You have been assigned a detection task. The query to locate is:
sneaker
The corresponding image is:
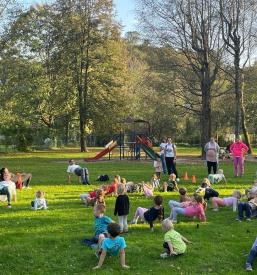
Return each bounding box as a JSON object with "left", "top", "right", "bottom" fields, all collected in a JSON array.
[
  {"left": 246, "top": 263, "right": 253, "bottom": 271},
  {"left": 150, "top": 227, "right": 154, "bottom": 232},
  {"left": 246, "top": 218, "right": 251, "bottom": 222},
  {"left": 7, "top": 205, "right": 12, "bottom": 209},
  {"left": 160, "top": 252, "right": 169, "bottom": 258},
  {"left": 129, "top": 220, "right": 136, "bottom": 224},
  {"left": 171, "top": 220, "right": 177, "bottom": 223},
  {"left": 212, "top": 208, "right": 218, "bottom": 212},
  {"left": 236, "top": 218, "right": 242, "bottom": 222}
]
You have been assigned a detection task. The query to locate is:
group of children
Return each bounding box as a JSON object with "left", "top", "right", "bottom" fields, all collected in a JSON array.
[{"left": 80, "top": 170, "right": 257, "bottom": 271}]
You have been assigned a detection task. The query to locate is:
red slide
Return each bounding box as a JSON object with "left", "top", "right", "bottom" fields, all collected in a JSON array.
[{"left": 85, "top": 140, "right": 117, "bottom": 162}]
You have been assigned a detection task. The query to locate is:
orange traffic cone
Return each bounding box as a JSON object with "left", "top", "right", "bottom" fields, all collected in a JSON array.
[
  {"left": 183, "top": 171, "right": 189, "bottom": 181},
  {"left": 192, "top": 175, "right": 196, "bottom": 184}
]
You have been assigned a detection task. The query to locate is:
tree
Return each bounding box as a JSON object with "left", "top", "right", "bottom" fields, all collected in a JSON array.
[
  {"left": 137, "top": 0, "right": 225, "bottom": 153},
  {"left": 219, "top": 0, "right": 257, "bottom": 153}
]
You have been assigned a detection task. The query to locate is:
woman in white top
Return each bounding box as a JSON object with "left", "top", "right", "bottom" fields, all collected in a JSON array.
[
  {"left": 159, "top": 138, "right": 167, "bottom": 174},
  {"left": 164, "top": 138, "right": 178, "bottom": 177},
  {"left": 204, "top": 137, "right": 220, "bottom": 175}
]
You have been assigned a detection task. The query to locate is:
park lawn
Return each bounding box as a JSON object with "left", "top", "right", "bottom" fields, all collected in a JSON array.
[{"left": 0, "top": 151, "right": 257, "bottom": 275}]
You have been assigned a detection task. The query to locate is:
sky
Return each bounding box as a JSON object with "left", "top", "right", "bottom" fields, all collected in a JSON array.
[{"left": 21, "top": 0, "right": 137, "bottom": 34}]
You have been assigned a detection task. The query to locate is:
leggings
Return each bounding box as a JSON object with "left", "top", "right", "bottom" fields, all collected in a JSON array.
[
  {"left": 0, "top": 187, "right": 11, "bottom": 204},
  {"left": 118, "top": 215, "right": 128, "bottom": 232},
  {"left": 172, "top": 207, "right": 186, "bottom": 220},
  {"left": 168, "top": 200, "right": 184, "bottom": 219},
  {"left": 165, "top": 157, "right": 178, "bottom": 177},
  {"left": 207, "top": 161, "right": 217, "bottom": 174},
  {"left": 233, "top": 157, "right": 244, "bottom": 176}
]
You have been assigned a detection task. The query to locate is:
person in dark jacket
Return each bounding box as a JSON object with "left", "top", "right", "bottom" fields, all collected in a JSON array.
[
  {"left": 114, "top": 184, "right": 130, "bottom": 233},
  {"left": 130, "top": 195, "right": 164, "bottom": 231}
]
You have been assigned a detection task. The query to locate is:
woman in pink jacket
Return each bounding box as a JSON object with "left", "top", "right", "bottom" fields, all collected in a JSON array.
[{"left": 230, "top": 138, "right": 249, "bottom": 177}]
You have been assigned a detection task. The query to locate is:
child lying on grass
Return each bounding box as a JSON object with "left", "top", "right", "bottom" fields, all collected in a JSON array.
[
  {"left": 93, "top": 223, "right": 129, "bottom": 269},
  {"left": 160, "top": 219, "right": 192, "bottom": 258}
]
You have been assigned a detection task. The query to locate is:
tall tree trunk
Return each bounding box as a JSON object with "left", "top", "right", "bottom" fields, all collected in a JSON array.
[
  {"left": 241, "top": 74, "right": 252, "bottom": 153},
  {"left": 201, "top": 78, "right": 212, "bottom": 157},
  {"left": 78, "top": 84, "right": 86, "bottom": 152},
  {"left": 234, "top": 50, "right": 241, "bottom": 139}
]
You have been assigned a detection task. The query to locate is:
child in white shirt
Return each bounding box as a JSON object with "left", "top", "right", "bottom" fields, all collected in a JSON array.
[{"left": 31, "top": 190, "right": 48, "bottom": 210}]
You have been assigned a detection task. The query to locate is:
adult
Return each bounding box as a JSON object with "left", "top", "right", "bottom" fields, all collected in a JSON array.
[
  {"left": 67, "top": 159, "right": 90, "bottom": 185},
  {"left": 0, "top": 168, "right": 17, "bottom": 208},
  {"left": 204, "top": 137, "right": 220, "bottom": 175},
  {"left": 164, "top": 138, "right": 178, "bottom": 178},
  {"left": 159, "top": 138, "right": 167, "bottom": 174},
  {"left": 0, "top": 167, "right": 32, "bottom": 189},
  {"left": 230, "top": 138, "right": 249, "bottom": 177}
]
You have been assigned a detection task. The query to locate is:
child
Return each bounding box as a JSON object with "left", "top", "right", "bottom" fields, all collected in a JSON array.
[
  {"left": 131, "top": 195, "right": 164, "bottom": 231},
  {"left": 163, "top": 173, "right": 179, "bottom": 192},
  {"left": 160, "top": 219, "right": 192, "bottom": 258},
  {"left": 212, "top": 190, "right": 241, "bottom": 211},
  {"left": 196, "top": 179, "right": 219, "bottom": 201},
  {"left": 93, "top": 204, "right": 113, "bottom": 253},
  {"left": 80, "top": 186, "right": 107, "bottom": 206},
  {"left": 171, "top": 194, "right": 206, "bottom": 223},
  {"left": 153, "top": 157, "right": 163, "bottom": 178},
  {"left": 143, "top": 182, "right": 154, "bottom": 198},
  {"left": 31, "top": 190, "right": 48, "bottom": 210},
  {"left": 93, "top": 223, "right": 129, "bottom": 269},
  {"left": 208, "top": 169, "right": 227, "bottom": 184},
  {"left": 245, "top": 236, "right": 257, "bottom": 271},
  {"left": 67, "top": 159, "right": 89, "bottom": 185},
  {"left": 105, "top": 175, "right": 120, "bottom": 196},
  {"left": 151, "top": 174, "right": 160, "bottom": 189},
  {"left": 236, "top": 196, "right": 257, "bottom": 222},
  {"left": 179, "top": 187, "right": 191, "bottom": 202},
  {"left": 114, "top": 184, "right": 130, "bottom": 233}
]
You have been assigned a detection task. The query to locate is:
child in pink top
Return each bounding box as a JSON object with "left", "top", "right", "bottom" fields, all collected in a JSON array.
[
  {"left": 171, "top": 194, "right": 206, "bottom": 222},
  {"left": 230, "top": 139, "right": 249, "bottom": 177},
  {"left": 212, "top": 190, "right": 242, "bottom": 211}
]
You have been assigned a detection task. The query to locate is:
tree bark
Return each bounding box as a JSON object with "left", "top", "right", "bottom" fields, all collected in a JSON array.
[
  {"left": 234, "top": 50, "right": 241, "bottom": 139},
  {"left": 78, "top": 84, "right": 86, "bottom": 152}
]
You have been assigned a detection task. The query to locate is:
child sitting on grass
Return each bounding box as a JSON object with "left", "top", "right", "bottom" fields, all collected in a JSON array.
[
  {"left": 31, "top": 190, "right": 48, "bottom": 210},
  {"left": 245, "top": 236, "right": 257, "bottom": 271},
  {"left": 163, "top": 173, "right": 179, "bottom": 192},
  {"left": 143, "top": 182, "right": 154, "bottom": 198},
  {"left": 114, "top": 184, "right": 130, "bottom": 233},
  {"left": 212, "top": 190, "right": 242, "bottom": 212},
  {"left": 160, "top": 219, "right": 192, "bottom": 258},
  {"left": 151, "top": 174, "right": 160, "bottom": 189},
  {"left": 196, "top": 178, "right": 219, "bottom": 201},
  {"left": 236, "top": 195, "right": 257, "bottom": 222},
  {"left": 171, "top": 194, "right": 206, "bottom": 223},
  {"left": 93, "top": 204, "right": 114, "bottom": 253},
  {"left": 93, "top": 223, "right": 129, "bottom": 269},
  {"left": 130, "top": 195, "right": 164, "bottom": 231}
]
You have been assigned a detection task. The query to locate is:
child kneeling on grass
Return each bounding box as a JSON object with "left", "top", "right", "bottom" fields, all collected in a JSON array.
[
  {"left": 161, "top": 219, "right": 192, "bottom": 258},
  {"left": 245, "top": 236, "right": 257, "bottom": 271},
  {"left": 93, "top": 223, "right": 129, "bottom": 269}
]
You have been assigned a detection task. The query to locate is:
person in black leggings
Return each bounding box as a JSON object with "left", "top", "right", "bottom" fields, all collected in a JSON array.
[{"left": 164, "top": 138, "right": 178, "bottom": 178}]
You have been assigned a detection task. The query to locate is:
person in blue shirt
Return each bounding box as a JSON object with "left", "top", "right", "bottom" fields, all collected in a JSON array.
[
  {"left": 93, "top": 223, "right": 129, "bottom": 269},
  {"left": 93, "top": 204, "right": 113, "bottom": 251}
]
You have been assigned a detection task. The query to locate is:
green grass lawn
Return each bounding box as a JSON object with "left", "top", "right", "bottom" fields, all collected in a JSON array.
[{"left": 1, "top": 150, "right": 257, "bottom": 274}]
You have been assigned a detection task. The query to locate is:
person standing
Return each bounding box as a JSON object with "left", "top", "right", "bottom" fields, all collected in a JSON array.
[
  {"left": 164, "top": 138, "right": 178, "bottom": 178},
  {"left": 230, "top": 138, "right": 249, "bottom": 177},
  {"left": 204, "top": 137, "right": 220, "bottom": 175},
  {"left": 159, "top": 138, "right": 167, "bottom": 174}
]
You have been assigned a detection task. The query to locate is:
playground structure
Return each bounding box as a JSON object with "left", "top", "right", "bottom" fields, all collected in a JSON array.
[{"left": 85, "top": 118, "right": 159, "bottom": 162}]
